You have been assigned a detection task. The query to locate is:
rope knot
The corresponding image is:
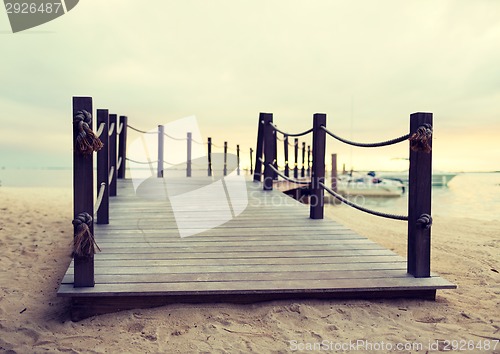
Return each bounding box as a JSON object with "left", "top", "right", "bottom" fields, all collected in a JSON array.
[
  {"left": 409, "top": 123, "right": 433, "bottom": 153},
  {"left": 416, "top": 213, "right": 433, "bottom": 229},
  {"left": 74, "top": 110, "right": 104, "bottom": 155},
  {"left": 72, "top": 212, "right": 101, "bottom": 258}
]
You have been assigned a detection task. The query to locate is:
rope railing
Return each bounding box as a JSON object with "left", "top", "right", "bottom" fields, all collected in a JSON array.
[
  {"left": 117, "top": 122, "right": 123, "bottom": 135},
  {"left": 320, "top": 125, "right": 410, "bottom": 148},
  {"left": 164, "top": 132, "right": 187, "bottom": 141},
  {"left": 108, "top": 122, "right": 115, "bottom": 136},
  {"left": 96, "top": 122, "right": 105, "bottom": 138},
  {"left": 127, "top": 124, "right": 155, "bottom": 134},
  {"left": 264, "top": 160, "right": 311, "bottom": 185},
  {"left": 94, "top": 182, "right": 106, "bottom": 214},
  {"left": 126, "top": 157, "right": 158, "bottom": 164},
  {"left": 319, "top": 182, "right": 409, "bottom": 221},
  {"left": 269, "top": 122, "right": 313, "bottom": 137},
  {"left": 117, "top": 157, "right": 123, "bottom": 171},
  {"left": 108, "top": 166, "right": 115, "bottom": 185}
]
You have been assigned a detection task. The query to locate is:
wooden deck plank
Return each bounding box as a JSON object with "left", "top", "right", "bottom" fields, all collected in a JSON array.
[
  {"left": 57, "top": 177, "right": 456, "bottom": 318},
  {"left": 62, "top": 270, "right": 442, "bottom": 285},
  {"left": 59, "top": 276, "right": 456, "bottom": 297}
]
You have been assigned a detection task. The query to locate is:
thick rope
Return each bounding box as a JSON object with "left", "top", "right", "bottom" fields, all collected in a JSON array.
[
  {"left": 269, "top": 122, "right": 313, "bottom": 137},
  {"left": 127, "top": 157, "right": 176, "bottom": 166},
  {"left": 94, "top": 183, "right": 106, "bottom": 213},
  {"left": 95, "top": 122, "right": 105, "bottom": 138},
  {"left": 117, "top": 122, "right": 123, "bottom": 135},
  {"left": 416, "top": 213, "right": 433, "bottom": 229},
  {"left": 164, "top": 132, "right": 187, "bottom": 141},
  {"left": 320, "top": 182, "right": 409, "bottom": 221},
  {"left": 74, "top": 110, "right": 104, "bottom": 155},
  {"left": 108, "top": 122, "right": 115, "bottom": 136},
  {"left": 127, "top": 124, "right": 156, "bottom": 134},
  {"left": 321, "top": 125, "right": 410, "bottom": 148},
  {"left": 267, "top": 163, "right": 311, "bottom": 185},
  {"left": 125, "top": 157, "right": 158, "bottom": 164},
  {"left": 108, "top": 166, "right": 115, "bottom": 185},
  {"left": 72, "top": 212, "right": 100, "bottom": 258},
  {"left": 117, "top": 156, "right": 123, "bottom": 170},
  {"left": 409, "top": 123, "right": 433, "bottom": 153}
]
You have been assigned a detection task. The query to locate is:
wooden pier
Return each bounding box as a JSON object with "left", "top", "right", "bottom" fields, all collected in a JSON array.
[
  {"left": 61, "top": 97, "right": 455, "bottom": 321},
  {"left": 58, "top": 178, "right": 454, "bottom": 321}
]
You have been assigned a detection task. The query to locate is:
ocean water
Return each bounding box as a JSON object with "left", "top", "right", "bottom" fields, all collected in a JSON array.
[
  {"left": 337, "top": 172, "right": 500, "bottom": 222},
  {"left": 1, "top": 169, "right": 498, "bottom": 221}
]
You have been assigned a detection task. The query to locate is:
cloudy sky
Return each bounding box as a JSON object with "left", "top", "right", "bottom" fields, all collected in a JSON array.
[{"left": 1, "top": 0, "right": 499, "bottom": 172}]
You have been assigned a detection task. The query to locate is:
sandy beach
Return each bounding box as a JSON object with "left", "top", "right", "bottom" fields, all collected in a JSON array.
[{"left": 0, "top": 186, "right": 498, "bottom": 353}]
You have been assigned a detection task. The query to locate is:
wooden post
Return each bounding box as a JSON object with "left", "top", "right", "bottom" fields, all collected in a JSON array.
[
  {"left": 117, "top": 116, "right": 127, "bottom": 179},
  {"left": 207, "top": 137, "right": 212, "bottom": 176},
  {"left": 262, "top": 113, "right": 274, "bottom": 190},
  {"left": 301, "top": 142, "right": 306, "bottom": 178},
  {"left": 237, "top": 144, "right": 240, "bottom": 176},
  {"left": 250, "top": 148, "right": 254, "bottom": 174},
  {"left": 408, "top": 112, "right": 433, "bottom": 278},
  {"left": 157, "top": 125, "right": 164, "bottom": 178},
  {"left": 223, "top": 141, "right": 228, "bottom": 176},
  {"left": 109, "top": 114, "right": 117, "bottom": 197},
  {"left": 72, "top": 96, "right": 94, "bottom": 287},
  {"left": 284, "top": 135, "right": 289, "bottom": 177},
  {"left": 187, "top": 132, "right": 192, "bottom": 177},
  {"left": 273, "top": 129, "right": 278, "bottom": 180},
  {"left": 331, "top": 153, "right": 338, "bottom": 193},
  {"left": 96, "top": 109, "right": 109, "bottom": 225},
  {"left": 294, "top": 138, "right": 299, "bottom": 179},
  {"left": 310, "top": 113, "right": 326, "bottom": 219},
  {"left": 253, "top": 113, "right": 266, "bottom": 182},
  {"left": 307, "top": 145, "right": 311, "bottom": 177}
]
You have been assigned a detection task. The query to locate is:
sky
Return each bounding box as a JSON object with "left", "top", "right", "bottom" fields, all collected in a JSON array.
[{"left": 1, "top": 0, "right": 499, "bottom": 172}]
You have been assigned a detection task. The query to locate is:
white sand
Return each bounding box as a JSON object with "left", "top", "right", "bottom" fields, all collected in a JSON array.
[{"left": 0, "top": 187, "right": 498, "bottom": 353}]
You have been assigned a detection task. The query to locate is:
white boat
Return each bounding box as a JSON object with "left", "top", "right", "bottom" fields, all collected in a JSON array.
[
  {"left": 335, "top": 171, "right": 405, "bottom": 197},
  {"left": 381, "top": 171, "right": 457, "bottom": 187}
]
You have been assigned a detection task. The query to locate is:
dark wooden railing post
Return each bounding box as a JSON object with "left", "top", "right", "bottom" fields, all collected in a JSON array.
[
  {"left": 262, "top": 113, "right": 274, "bottom": 190},
  {"left": 250, "top": 148, "right": 254, "bottom": 175},
  {"left": 253, "top": 113, "right": 266, "bottom": 182},
  {"left": 109, "top": 114, "right": 117, "bottom": 197},
  {"left": 294, "top": 138, "right": 299, "bottom": 179},
  {"left": 307, "top": 145, "right": 311, "bottom": 177},
  {"left": 273, "top": 129, "right": 278, "bottom": 180},
  {"left": 301, "top": 142, "right": 306, "bottom": 178},
  {"left": 157, "top": 125, "right": 164, "bottom": 177},
  {"left": 117, "top": 115, "right": 127, "bottom": 179},
  {"left": 408, "top": 112, "right": 433, "bottom": 278},
  {"left": 331, "top": 153, "right": 338, "bottom": 193},
  {"left": 284, "top": 135, "right": 289, "bottom": 177},
  {"left": 187, "top": 132, "right": 192, "bottom": 177},
  {"left": 207, "top": 137, "right": 212, "bottom": 176},
  {"left": 310, "top": 113, "right": 326, "bottom": 219},
  {"left": 96, "top": 109, "right": 109, "bottom": 225},
  {"left": 237, "top": 144, "right": 240, "bottom": 176},
  {"left": 223, "top": 141, "right": 228, "bottom": 176},
  {"left": 72, "top": 96, "right": 95, "bottom": 287}
]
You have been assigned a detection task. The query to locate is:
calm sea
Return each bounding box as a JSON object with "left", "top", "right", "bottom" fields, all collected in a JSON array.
[{"left": 1, "top": 169, "right": 498, "bottom": 221}]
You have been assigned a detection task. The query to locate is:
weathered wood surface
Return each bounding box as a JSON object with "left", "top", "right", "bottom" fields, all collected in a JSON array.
[{"left": 58, "top": 178, "right": 454, "bottom": 305}]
